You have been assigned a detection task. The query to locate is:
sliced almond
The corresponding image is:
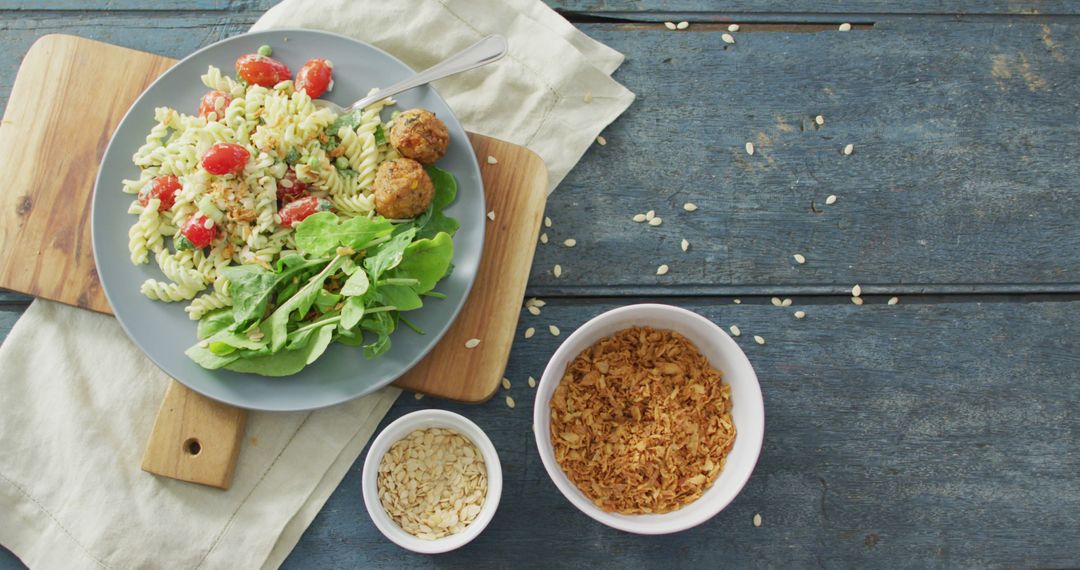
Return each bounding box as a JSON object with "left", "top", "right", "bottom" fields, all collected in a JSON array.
[
  {"left": 729, "top": 325, "right": 741, "bottom": 337},
  {"left": 888, "top": 296, "right": 900, "bottom": 305},
  {"left": 553, "top": 264, "right": 563, "bottom": 278},
  {"left": 465, "top": 338, "right": 481, "bottom": 349},
  {"left": 839, "top": 22, "right": 852, "bottom": 31},
  {"left": 524, "top": 327, "right": 535, "bottom": 339},
  {"left": 563, "top": 238, "right": 577, "bottom": 247},
  {"left": 722, "top": 33, "right": 735, "bottom": 44},
  {"left": 487, "top": 155, "right": 498, "bottom": 164},
  {"left": 486, "top": 210, "right": 495, "bottom": 221},
  {"left": 549, "top": 325, "right": 561, "bottom": 336},
  {"left": 793, "top": 254, "right": 806, "bottom": 264},
  {"left": 745, "top": 141, "right": 755, "bottom": 155},
  {"left": 683, "top": 202, "right": 698, "bottom": 212},
  {"left": 753, "top": 335, "right": 765, "bottom": 345},
  {"left": 664, "top": 21, "right": 677, "bottom": 30},
  {"left": 794, "top": 310, "right": 806, "bottom": 319},
  {"left": 681, "top": 239, "right": 690, "bottom": 252},
  {"left": 656, "top": 264, "right": 670, "bottom": 276}
]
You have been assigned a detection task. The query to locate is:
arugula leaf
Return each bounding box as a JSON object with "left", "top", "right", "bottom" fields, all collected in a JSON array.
[
  {"left": 222, "top": 258, "right": 326, "bottom": 328},
  {"left": 363, "top": 227, "right": 416, "bottom": 280},
  {"left": 197, "top": 309, "right": 234, "bottom": 340},
  {"left": 294, "top": 212, "right": 394, "bottom": 257},
  {"left": 425, "top": 165, "right": 457, "bottom": 212},
  {"left": 314, "top": 289, "right": 342, "bottom": 313},
  {"left": 264, "top": 255, "right": 348, "bottom": 351},
  {"left": 374, "top": 124, "right": 387, "bottom": 146},
  {"left": 388, "top": 232, "right": 454, "bottom": 293},
  {"left": 224, "top": 323, "right": 336, "bottom": 376},
  {"left": 184, "top": 326, "right": 267, "bottom": 369},
  {"left": 340, "top": 296, "right": 366, "bottom": 329},
  {"left": 341, "top": 268, "right": 370, "bottom": 297},
  {"left": 361, "top": 312, "right": 396, "bottom": 359},
  {"left": 416, "top": 212, "right": 460, "bottom": 241},
  {"left": 380, "top": 284, "right": 423, "bottom": 311}
]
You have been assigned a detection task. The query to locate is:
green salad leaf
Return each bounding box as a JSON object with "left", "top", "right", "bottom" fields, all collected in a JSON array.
[
  {"left": 295, "top": 212, "right": 394, "bottom": 257},
  {"left": 388, "top": 232, "right": 454, "bottom": 294}
]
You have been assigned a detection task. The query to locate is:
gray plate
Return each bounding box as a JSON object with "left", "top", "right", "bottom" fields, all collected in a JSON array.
[{"left": 92, "top": 30, "right": 484, "bottom": 412}]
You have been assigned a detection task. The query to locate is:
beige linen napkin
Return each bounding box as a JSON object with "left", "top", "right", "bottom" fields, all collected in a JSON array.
[{"left": 0, "top": 1, "right": 632, "bottom": 568}]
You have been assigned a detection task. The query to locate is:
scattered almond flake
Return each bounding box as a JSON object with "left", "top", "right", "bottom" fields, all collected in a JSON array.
[
  {"left": 656, "top": 264, "right": 670, "bottom": 276},
  {"left": 529, "top": 299, "right": 547, "bottom": 308},
  {"left": 826, "top": 194, "right": 838, "bottom": 205},
  {"left": 465, "top": 338, "right": 481, "bottom": 349},
  {"left": 524, "top": 327, "right": 535, "bottom": 339},
  {"left": 487, "top": 155, "right": 498, "bottom": 164},
  {"left": 540, "top": 233, "right": 549, "bottom": 244},
  {"left": 596, "top": 135, "right": 607, "bottom": 146},
  {"left": 583, "top": 92, "right": 593, "bottom": 103},
  {"left": 549, "top": 325, "right": 561, "bottom": 336},
  {"left": 839, "top": 22, "right": 852, "bottom": 31},
  {"left": 782, "top": 298, "right": 793, "bottom": 307},
  {"left": 414, "top": 392, "right": 424, "bottom": 400},
  {"left": 645, "top": 210, "right": 656, "bottom": 221},
  {"left": 843, "top": 143, "right": 854, "bottom": 155},
  {"left": 648, "top": 217, "right": 663, "bottom": 227},
  {"left": 664, "top": 21, "right": 677, "bottom": 30},
  {"left": 681, "top": 239, "right": 690, "bottom": 252},
  {"left": 722, "top": 33, "right": 735, "bottom": 44},
  {"left": 728, "top": 23, "right": 740, "bottom": 32},
  {"left": 771, "top": 297, "right": 782, "bottom": 307},
  {"left": 677, "top": 21, "right": 689, "bottom": 30},
  {"left": 733, "top": 299, "right": 742, "bottom": 304},
  {"left": 794, "top": 310, "right": 806, "bottom": 319},
  {"left": 888, "top": 296, "right": 900, "bottom": 305},
  {"left": 501, "top": 378, "right": 511, "bottom": 390},
  {"left": 563, "top": 238, "right": 577, "bottom": 247},
  {"left": 745, "top": 141, "right": 755, "bottom": 155},
  {"left": 486, "top": 210, "right": 495, "bottom": 221},
  {"left": 851, "top": 296, "right": 864, "bottom": 305},
  {"left": 729, "top": 325, "right": 741, "bottom": 337},
  {"left": 753, "top": 513, "right": 763, "bottom": 527},
  {"left": 753, "top": 335, "right": 765, "bottom": 345},
  {"left": 632, "top": 213, "right": 647, "bottom": 222},
  {"left": 505, "top": 395, "right": 516, "bottom": 409},
  {"left": 545, "top": 216, "right": 552, "bottom": 228},
  {"left": 528, "top": 376, "right": 537, "bottom": 388},
  {"left": 683, "top": 202, "right": 698, "bottom": 212},
  {"left": 553, "top": 264, "right": 563, "bottom": 278},
  {"left": 794, "top": 253, "right": 806, "bottom": 264},
  {"left": 528, "top": 306, "right": 541, "bottom": 316},
  {"left": 815, "top": 114, "right": 825, "bottom": 126},
  {"left": 852, "top": 284, "right": 862, "bottom": 297}
]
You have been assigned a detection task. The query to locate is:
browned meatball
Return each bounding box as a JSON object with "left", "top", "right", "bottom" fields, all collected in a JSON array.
[
  {"left": 373, "top": 158, "right": 435, "bottom": 219},
  {"left": 389, "top": 108, "right": 449, "bottom": 165}
]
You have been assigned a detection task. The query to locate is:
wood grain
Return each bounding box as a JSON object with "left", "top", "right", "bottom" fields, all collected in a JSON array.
[
  {"left": 141, "top": 381, "right": 247, "bottom": 489},
  {"left": 0, "top": 35, "right": 174, "bottom": 312}
]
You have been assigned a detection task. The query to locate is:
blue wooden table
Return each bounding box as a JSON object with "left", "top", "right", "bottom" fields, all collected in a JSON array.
[{"left": 3, "top": 1, "right": 1080, "bottom": 568}]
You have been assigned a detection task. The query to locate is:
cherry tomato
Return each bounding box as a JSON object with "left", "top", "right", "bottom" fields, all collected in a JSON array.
[
  {"left": 202, "top": 143, "right": 250, "bottom": 175},
  {"left": 178, "top": 214, "right": 217, "bottom": 250},
  {"left": 277, "top": 169, "right": 309, "bottom": 205},
  {"left": 278, "top": 195, "right": 332, "bottom": 228},
  {"left": 295, "top": 59, "right": 333, "bottom": 99},
  {"left": 235, "top": 54, "right": 292, "bottom": 87},
  {"left": 137, "top": 175, "right": 181, "bottom": 211},
  {"left": 197, "top": 90, "right": 233, "bottom": 120}
]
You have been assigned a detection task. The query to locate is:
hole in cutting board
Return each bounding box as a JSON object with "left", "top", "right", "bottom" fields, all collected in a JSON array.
[{"left": 183, "top": 438, "right": 202, "bottom": 456}]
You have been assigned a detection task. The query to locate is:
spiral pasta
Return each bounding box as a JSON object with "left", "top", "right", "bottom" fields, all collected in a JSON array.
[{"left": 126, "top": 61, "right": 397, "bottom": 317}]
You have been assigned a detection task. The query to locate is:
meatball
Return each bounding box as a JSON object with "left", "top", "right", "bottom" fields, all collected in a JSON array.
[
  {"left": 389, "top": 108, "right": 449, "bottom": 164},
  {"left": 373, "top": 158, "right": 435, "bottom": 219}
]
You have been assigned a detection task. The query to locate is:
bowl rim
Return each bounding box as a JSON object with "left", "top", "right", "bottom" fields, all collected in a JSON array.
[
  {"left": 361, "top": 409, "right": 503, "bottom": 553},
  {"left": 531, "top": 303, "right": 765, "bottom": 534}
]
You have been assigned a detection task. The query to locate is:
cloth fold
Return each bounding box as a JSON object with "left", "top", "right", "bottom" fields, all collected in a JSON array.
[{"left": 1, "top": 1, "right": 633, "bottom": 568}]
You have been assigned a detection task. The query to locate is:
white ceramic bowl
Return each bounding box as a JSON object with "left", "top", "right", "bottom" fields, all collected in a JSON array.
[
  {"left": 533, "top": 303, "right": 765, "bottom": 534},
  {"left": 362, "top": 410, "right": 502, "bottom": 553}
]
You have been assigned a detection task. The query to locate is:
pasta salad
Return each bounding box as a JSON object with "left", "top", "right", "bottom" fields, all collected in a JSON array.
[{"left": 124, "top": 46, "right": 460, "bottom": 375}]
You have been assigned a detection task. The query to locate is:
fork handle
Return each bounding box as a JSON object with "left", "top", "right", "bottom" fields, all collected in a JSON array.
[{"left": 346, "top": 35, "right": 508, "bottom": 114}]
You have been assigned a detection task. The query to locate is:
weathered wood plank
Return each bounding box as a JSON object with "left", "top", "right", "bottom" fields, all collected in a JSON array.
[
  {"left": 527, "top": 19, "right": 1080, "bottom": 294},
  {"left": 1, "top": 17, "right": 1078, "bottom": 296},
  {"left": 3, "top": 1, "right": 1078, "bottom": 16},
  {"left": 6, "top": 298, "right": 1075, "bottom": 568}
]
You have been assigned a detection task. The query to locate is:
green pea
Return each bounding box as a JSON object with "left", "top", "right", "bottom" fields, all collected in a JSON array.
[
  {"left": 307, "top": 156, "right": 320, "bottom": 168},
  {"left": 257, "top": 45, "right": 272, "bottom": 57},
  {"left": 335, "top": 156, "right": 349, "bottom": 169}
]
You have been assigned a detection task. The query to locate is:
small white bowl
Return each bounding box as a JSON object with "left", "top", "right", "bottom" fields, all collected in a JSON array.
[
  {"left": 362, "top": 410, "right": 502, "bottom": 553},
  {"left": 533, "top": 303, "right": 765, "bottom": 534}
]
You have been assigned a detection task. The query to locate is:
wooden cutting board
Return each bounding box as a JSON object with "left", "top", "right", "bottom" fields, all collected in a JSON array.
[{"left": 0, "top": 35, "right": 547, "bottom": 488}]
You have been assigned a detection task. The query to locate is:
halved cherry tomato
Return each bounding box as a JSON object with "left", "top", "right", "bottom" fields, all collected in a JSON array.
[
  {"left": 278, "top": 195, "right": 332, "bottom": 228},
  {"left": 177, "top": 214, "right": 217, "bottom": 250},
  {"left": 202, "top": 143, "right": 250, "bottom": 175},
  {"left": 295, "top": 59, "right": 333, "bottom": 99},
  {"left": 277, "top": 169, "right": 309, "bottom": 205},
  {"left": 197, "top": 90, "right": 233, "bottom": 120},
  {"left": 235, "top": 54, "right": 292, "bottom": 87},
  {"left": 137, "top": 175, "right": 181, "bottom": 211}
]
